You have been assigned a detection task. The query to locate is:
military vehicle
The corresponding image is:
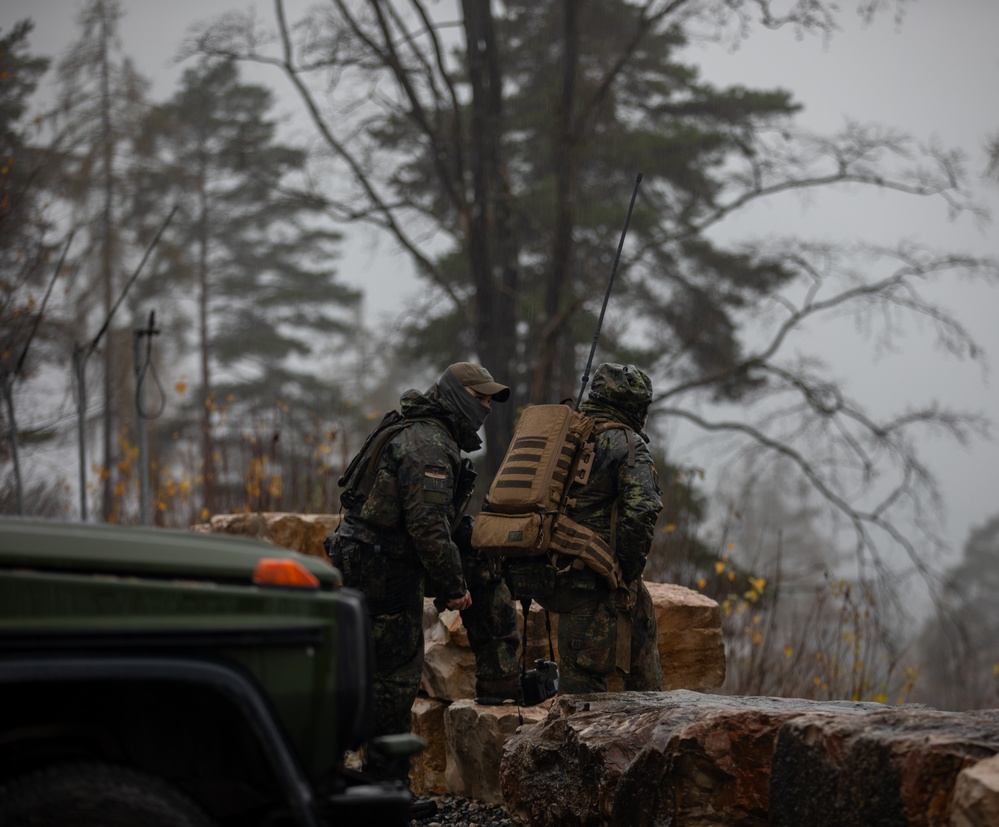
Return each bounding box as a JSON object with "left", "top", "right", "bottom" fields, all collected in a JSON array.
[{"left": 0, "top": 519, "right": 421, "bottom": 826}]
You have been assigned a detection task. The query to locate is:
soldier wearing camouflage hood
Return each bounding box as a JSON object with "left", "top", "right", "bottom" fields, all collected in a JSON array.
[
  {"left": 326, "top": 362, "right": 520, "bottom": 804},
  {"left": 555, "top": 362, "right": 664, "bottom": 693}
]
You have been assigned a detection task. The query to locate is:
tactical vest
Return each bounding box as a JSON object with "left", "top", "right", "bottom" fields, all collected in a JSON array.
[{"left": 470, "top": 403, "right": 632, "bottom": 593}]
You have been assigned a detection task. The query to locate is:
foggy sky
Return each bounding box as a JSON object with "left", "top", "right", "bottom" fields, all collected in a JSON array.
[{"left": 5, "top": 0, "right": 998, "bottom": 570}]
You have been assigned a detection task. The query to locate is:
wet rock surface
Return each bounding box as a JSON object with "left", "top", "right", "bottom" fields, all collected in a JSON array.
[
  {"left": 501, "top": 691, "right": 999, "bottom": 827},
  {"left": 771, "top": 707, "right": 999, "bottom": 827}
]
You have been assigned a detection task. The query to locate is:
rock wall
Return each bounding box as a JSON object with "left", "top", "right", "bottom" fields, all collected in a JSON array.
[{"left": 501, "top": 691, "right": 999, "bottom": 827}]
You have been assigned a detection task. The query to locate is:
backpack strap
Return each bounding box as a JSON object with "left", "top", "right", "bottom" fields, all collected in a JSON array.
[
  {"left": 591, "top": 419, "right": 636, "bottom": 467},
  {"left": 613, "top": 585, "right": 635, "bottom": 674},
  {"left": 338, "top": 413, "right": 448, "bottom": 511}
]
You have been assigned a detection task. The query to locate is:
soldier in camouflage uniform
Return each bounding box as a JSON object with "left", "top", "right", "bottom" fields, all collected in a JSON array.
[
  {"left": 555, "top": 362, "right": 664, "bottom": 694},
  {"left": 325, "top": 362, "right": 520, "bottom": 793}
]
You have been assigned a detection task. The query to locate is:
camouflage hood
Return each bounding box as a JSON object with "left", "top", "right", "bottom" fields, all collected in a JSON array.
[
  {"left": 400, "top": 386, "right": 484, "bottom": 453},
  {"left": 579, "top": 362, "right": 653, "bottom": 440}
]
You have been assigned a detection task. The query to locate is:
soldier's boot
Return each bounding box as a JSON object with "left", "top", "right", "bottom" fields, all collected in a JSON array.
[{"left": 474, "top": 674, "right": 524, "bottom": 706}]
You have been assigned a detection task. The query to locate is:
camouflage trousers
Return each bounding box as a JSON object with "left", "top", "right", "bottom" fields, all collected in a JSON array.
[
  {"left": 459, "top": 551, "right": 521, "bottom": 685},
  {"left": 327, "top": 534, "right": 520, "bottom": 781},
  {"left": 326, "top": 534, "right": 425, "bottom": 782},
  {"left": 554, "top": 567, "right": 662, "bottom": 694}
]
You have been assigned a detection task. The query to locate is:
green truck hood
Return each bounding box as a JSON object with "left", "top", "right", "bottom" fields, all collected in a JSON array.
[{"left": 0, "top": 519, "right": 339, "bottom": 589}]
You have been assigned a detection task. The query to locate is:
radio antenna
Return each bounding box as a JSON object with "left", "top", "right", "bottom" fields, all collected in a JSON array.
[{"left": 575, "top": 172, "right": 643, "bottom": 409}]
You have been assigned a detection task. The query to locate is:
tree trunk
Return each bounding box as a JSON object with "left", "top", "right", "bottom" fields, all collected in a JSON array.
[
  {"left": 462, "top": 0, "right": 519, "bottom": 482},
  {"left": 534, "top": 0, "right": 580, "bottom": 405},
  {"left": 197, "top": 171, "right": 215, "bottom": 517},
  {"left": 99, "top": 7, "right": 115, "bottom": 522}
]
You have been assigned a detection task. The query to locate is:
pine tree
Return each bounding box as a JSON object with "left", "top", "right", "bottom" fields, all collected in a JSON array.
[
  {"left": 0, "top": 20, "right": 51, "bottom": 272},
  {"left": 198, "top": 0, "right": 997, "bottom": 604},
  {"left": 47, "top": 0, "right": 150, "bottom": 521},
  {"left": 131, "top": 57, "right": 358, "bottom": 517},
  {"left": 917, "top": 515, "right": 999, "bottom": 710},
  {"left": 0, "top": 20, "right": 60, "bottom": 515}
]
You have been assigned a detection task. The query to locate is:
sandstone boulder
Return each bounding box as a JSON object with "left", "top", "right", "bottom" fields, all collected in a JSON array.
[
  {"left": 771, "top": 708, "right": 999, "bottom": 827},
  {"left": 421, "top": 604, "right": 476, "bottom": 701},
  {"left": 410, "top": 697, "right": 449, "bottom": 795},
  {"left": 420, "top": 582, "right": 724, "bottom": 699},
  {"left": 192, "top": 511, "right": 338, "bottom": 558},
  {"left": 951, "top": 753, "right": 999, "bottom": 827},
  {"left": 500, "top": 691, "right": 999, "bottom": 827},
  {"left": 623, "top": 581, "right": 725, "bottom": 691},
  {"left": 445, "top": 699, "right": 552, "bottom": 804}
]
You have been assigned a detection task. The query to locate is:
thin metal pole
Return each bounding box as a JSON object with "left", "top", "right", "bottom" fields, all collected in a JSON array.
[
  {"left": 133, "top": 328, "right": 150, "bottom": 525},
  {"left": 575, "top": 172, "right": 643, "bottom": 409},
  {"left": 74, "top": 343, "right": 88, "bottom": 521},
  {"left": 74, "top": 207, "right": 176, "bottom": 522}
]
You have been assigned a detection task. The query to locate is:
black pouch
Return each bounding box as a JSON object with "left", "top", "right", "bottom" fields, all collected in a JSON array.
[
  {"left": 323, "top": 532, "right": 338, "bottom": 564},
  {"left": 326, "top": 535, "right": 376, "bottom": 594},
  {"left": 503, "top": 556, "right": 556, "bottom": 608},
  {"left": 325, "top": 534, "right": 351, "bottom": 580},
  {"left": 521, "top": 658, "right": 560, "bottom": 705}
]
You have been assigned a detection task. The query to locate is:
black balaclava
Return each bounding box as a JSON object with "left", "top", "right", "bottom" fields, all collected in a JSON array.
[{"left": 437, "top": 365, "right": 491, "bottom": 433}]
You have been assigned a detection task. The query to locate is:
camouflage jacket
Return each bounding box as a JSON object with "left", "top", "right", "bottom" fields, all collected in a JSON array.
[
  {"left": 567, "top": 405, "right": 663, "bottom": 584},
  {"left": 337, "top": 387, "right": 476, "bottom": 600}
]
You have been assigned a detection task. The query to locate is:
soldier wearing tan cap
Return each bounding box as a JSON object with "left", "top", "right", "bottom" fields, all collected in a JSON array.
[{"left": 325, "top": 361, "right": 518, "bottom": 819}]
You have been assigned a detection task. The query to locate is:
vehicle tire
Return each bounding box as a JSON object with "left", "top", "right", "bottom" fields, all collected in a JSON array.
[{"left": 0, "top": 761, "right": 215, "bottom": 827}]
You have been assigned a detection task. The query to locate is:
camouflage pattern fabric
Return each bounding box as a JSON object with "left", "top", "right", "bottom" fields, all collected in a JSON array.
[
  {"left": 624, "top": 578, "right": 663, "bottom": 690},
  {"left": 459, "top": 548, "right": 521, "bottom": 683},
  {"left": 555, "top": 573, "right": 661, "bottom": 692},
  {"left": 328, "top": 384, "right": 520, "bottom": 779},
  {"left": 336, "top": 388, "right": 474, "bottom": 600},
  {"left": 568, "top": 417, "right": 661, "bottom": 583},
  {"left": 554, "top": 363, "right": 664, "bottom": 694},
  {"left": 322, "top": 532, "right": 424, "bottom": 782}
]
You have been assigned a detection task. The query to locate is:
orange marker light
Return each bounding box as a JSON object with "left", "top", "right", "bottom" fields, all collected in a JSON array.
[{"left": 252, "top": 558, "right": 321, "bottom": 589}]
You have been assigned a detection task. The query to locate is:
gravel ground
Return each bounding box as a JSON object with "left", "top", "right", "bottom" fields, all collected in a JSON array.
[{"left": 413, "top": 795, "right": 516, "bottom": 827}]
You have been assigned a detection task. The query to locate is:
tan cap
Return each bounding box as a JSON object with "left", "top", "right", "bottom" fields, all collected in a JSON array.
[{"left": 448, "top": 362, "right": 510, "bottom": 402}]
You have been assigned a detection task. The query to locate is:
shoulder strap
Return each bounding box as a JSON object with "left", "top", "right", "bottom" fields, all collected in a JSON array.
[
  {"left": 591, "top": 419, "right": 636, "bottom": 467},
  {"left": 337, "top": 410, "right": 405, "bottom": 509},
  {"left": 338, "top": 413, "right": 446, "bottom": 509}
]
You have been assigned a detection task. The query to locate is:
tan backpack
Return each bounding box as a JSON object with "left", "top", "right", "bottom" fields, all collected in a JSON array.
[{"left": 470, "top": 403, "right": 626, "bottom": 593}]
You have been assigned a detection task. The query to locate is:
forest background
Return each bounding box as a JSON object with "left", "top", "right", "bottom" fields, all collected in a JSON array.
[{"left": 2, "top": 0, "right": 998, "bottom": 711}]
